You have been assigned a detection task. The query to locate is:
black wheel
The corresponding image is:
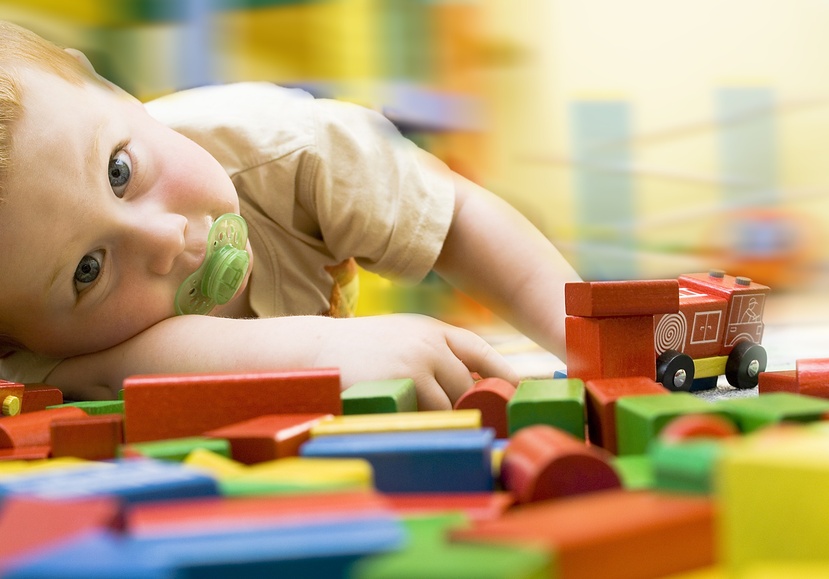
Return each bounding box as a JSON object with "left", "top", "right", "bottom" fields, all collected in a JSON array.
[
  {"left": 656, "top": 349, "right": 695, "bottom": 392},
  {"left": 725, "top": 341, "right": 767, "bottom": 389}
]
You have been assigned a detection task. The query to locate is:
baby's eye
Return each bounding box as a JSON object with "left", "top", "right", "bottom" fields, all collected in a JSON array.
[
  {"left": 108, "top": 150, "right": 132, "bottom": 197},
  {"left": 74, "top": 252, "right": 102, "bottom": 292}
]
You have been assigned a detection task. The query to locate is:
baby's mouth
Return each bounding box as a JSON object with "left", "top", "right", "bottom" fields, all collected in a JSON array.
[{"left": 174, "top": 214, "right": 250, "bottom": 315}]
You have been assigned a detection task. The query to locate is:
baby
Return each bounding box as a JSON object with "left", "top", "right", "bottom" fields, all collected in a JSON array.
[{"left": 0, "top": 20, "right": 581, "bottom": 410}]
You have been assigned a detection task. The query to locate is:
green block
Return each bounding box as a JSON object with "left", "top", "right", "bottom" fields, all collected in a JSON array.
[
  {"left": 615, "top": 393, "right": 725, "bottom": 455},
  {"left": 650, "top": 439, "right": 723, "bottom": 495},
  {"left": 220, "top": 479, "right": 359, "bottom": 497},
  {"left": 118, "top": 436, "right": 230, "bottom": 462},
  {"left": 611, "top": 454, "right": 655, "bottom": 490},
  {"left": 507, "top": 379, "right": 585, "bottom": 438},
  {"left": 48, "top": 400, "right": 124, "bottom": 415},
  {"left": 341, "top": 379, "right": 417, "bottom": 414},
  {"left": 351, "top": 514, "right": 550, "bottom": 579},
  {"left": 716, "top": 392, "right": 829, "bottom": 433}
]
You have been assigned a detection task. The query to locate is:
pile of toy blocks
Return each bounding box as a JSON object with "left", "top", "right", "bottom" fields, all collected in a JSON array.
[{"left": 1, "top": 355, "right": 829, "bottom": 578}]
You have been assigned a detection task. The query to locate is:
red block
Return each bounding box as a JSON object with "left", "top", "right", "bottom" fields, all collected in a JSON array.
[
  {"left": 204, "top": 413, "right": 332, "bottom": 464},
  {"left": 758, "top": 370, "right": 799, "bottom": 394},
  {"left": 0, "top": 496, "right": 123, "bottom": 574},
  {"left": 565, "top": 280, "right": 679, "bottom": 318},
  {"left": 0, "top": 446, "right": 51, "bottom": 461},
  {"left": 0, "top": 407, "right": 88, "bottom": 449},
  {"left": 565, "top": 316, "right": 656, "bottom": 383},
  {"left": 50, "top": 414, "right": 124, "bottom": 460},
  {"left": 123, "top": 368, "right": 342, "bottom": 443},
  {"left": 797, "top": 358, "right": 829, "bottom": 398},
  {"left": 383, "top": 492, "right": 514, "bottom": 522},
  {"left": 453, "top": 377, "right": 516, "bottom": 439},
  {"left": 21, "top": 384, "right": 63, "bottom": 413},
  {"left": 659, "top": 414, "right": 739, "bottom": 443},
  {"left": 501, "top": 425, "right": 620, "bottom": 503},
  {"left": 452, "top": 489, "right": 715, "bottom": 579},
  {"left": 584, "top": 377, "right": 668, "bottom": 454}
]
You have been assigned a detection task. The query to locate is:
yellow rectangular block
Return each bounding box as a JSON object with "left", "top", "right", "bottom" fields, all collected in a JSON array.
[
  {"left": 227, "top": 456, "right": 374, "bottom": 494},
  {"left": 693, "top": 356, "right": 727, "bottom": 379},
  {"left": 0, "top": 457, "right": 92, "bottom": 477},
  {"left": 184, "top": 448, "right": 247, "bottom": 480},
  {"left": 717, "top": 426, "right": 829, "bottom": 573},
  {"left": 310, "top": 409, "right": 482, "bottom": 437}
]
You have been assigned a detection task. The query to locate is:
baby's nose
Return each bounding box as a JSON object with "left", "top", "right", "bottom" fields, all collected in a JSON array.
[{"left": 133, "top": 213, "right": 187, "bottom": 276}]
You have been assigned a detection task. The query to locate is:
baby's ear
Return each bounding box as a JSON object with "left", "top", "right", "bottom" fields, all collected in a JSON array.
[{"left": 64, "top": 48, "right": 98, "bottom": 75}]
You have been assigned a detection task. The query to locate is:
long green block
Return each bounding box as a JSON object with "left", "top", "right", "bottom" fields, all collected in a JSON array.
[
  {"left": 48, "top": 400, "right": 124, "bottom": 415},
  {"left": 118, "top": 436, "right": 231, "bottom": 462},
  {"left": 715, "top": 392, "right": 829, "bottom": 433},
  {"left": 615, "top": 393, "right": 725, "bottom": 455},
  {"left": 507, "top": 379, "right": 585, "bottom": 438},
  {"left": 341, "top": 379, "right": 417, "bottom": 414},
  {"left": 351, "top": 514, "right": 550, "bottom": 579},
  {"left": 650, "top": 439, "right": 723, "bottom": 495}
]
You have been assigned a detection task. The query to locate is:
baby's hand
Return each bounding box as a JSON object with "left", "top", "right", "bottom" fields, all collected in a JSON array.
[{"left": 314, "top": 314, "right": 519, "bottom": 410}]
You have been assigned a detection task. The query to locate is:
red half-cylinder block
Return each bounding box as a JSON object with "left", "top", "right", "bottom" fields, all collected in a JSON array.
[
  {"left": 0, "top": 406, "right": 88, "bottom": 449},
  {"left": 122, "top": 368, "right": 342, "bottom": 443},
  {"left": 658, "top": 414, "right": 739, "bottom": 444},
  {"left": 453, "top": 377, "right": 516, "bottom": 439},
  {"left": 500, "top": 424, "right": 621, "bottom": 503}
]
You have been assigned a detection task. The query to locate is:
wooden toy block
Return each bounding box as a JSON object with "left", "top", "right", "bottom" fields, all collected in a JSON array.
[
  {"left": 119, "top": 436, "right": 231, "bottom": 462},
  {"left": 0, "top": 381, "right": 24, "bottom": 417},
  {"left": 454, "top": 377, "right": 515, "bottom": 439},
  {"left": 796, "top": 358, "right": 829, "bottom": 398},
  {"left": 506, "top": 378, "right": 585, "bottom": 438},
  {"left": 564, "top": 279, "right": 679, "bottom": 318},
  {"left": 501, "top": 425, "right": 621, "bottom": 503},
  {"left": 342, "top": 379, "right": 417, "bottom": 414},
  {"left": 122, "top": 368, "right": 342, "bottom": 443},
  {"left": 565, "top": 315, "right": 657, "bottom": 382},
  {"left": 758, "top": 370, "right": 798, "bottom": 394},
  {"left": 611, "top": 454, "right": 654, "bottom": 490},
  {"left": 615, "top": 393, "right": 724, "bottom": 455},
  {"left": 659, "top": 413, "right": 739, "bottom": 443},
  {"left": 301, "top": 429, "right": 495, "bottom": 493},
  {"left": 650, "top": 439, "right": 723, "bottom": 494},
  {"left": 715, "top": 392, "right": 829, "bottom": 433},
  {"left": 48, "top": 400, "right": 125, "bottom": 415},
  {"left": 0, "top": 459, "right": 219, "bottom": 504},
  {"left": 351, "top": 513, "right": 551, "bottom": 579},
  {"left": 183, "top": 448, "right": 247, "bottom": 480},
  {"left": 382, "top": 492, "right": 514, "bottom": 522},
  {"left": 717, "top": 426, "right": 829, "bottom": 573},
  {"left": 222, "top": 456, "right": 373, "bottom": 496},
  {"left": 0, "top": 496, "right": 122, "bottom": 575},
  {"left": 0, "top": 406, "right": 88, "bottom": 449},
  {"left": 452, "top": 488, "right": 715, "bottom": 579},
  {"left": 0, "top": 446, "right": 51, "bottom": 461},
  {"left": 584, "top": 376, "right": 668, "bottom": 454},
  {"left": 204, "top": 413, "right": 332, "bottom": 464},
  {"left": 20, "top": 384, "right": 63, "bottom": 413},
  {"left": 310, "top": 409, "right": 480, "bottom": 437},
  {"left": 50, "top": 414, "right": 124, "bottom": 461}
]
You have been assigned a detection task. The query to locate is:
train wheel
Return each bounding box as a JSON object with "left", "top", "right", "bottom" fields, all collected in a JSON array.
[
  {"left": 656, "top": 350, "right": 695, "bottom": 392},
  {"left": 725, "top": 341, "right": 767, "bottom": 389}
]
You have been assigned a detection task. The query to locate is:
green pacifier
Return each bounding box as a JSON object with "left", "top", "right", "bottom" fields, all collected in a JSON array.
[{"left": 174, "top": 213, "right": 250, "bottom": 316}]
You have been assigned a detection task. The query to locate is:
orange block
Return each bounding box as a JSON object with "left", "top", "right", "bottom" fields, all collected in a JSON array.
[
  {"left": 584, "top": 377, "right": 668, "bottom": 454},
  {"left": 123, "top": 368, "right": 342, "bottom": 443},
  {"left": 565, "top": 280, "right": 679, "bottom": 318},
  {"left": 204, "top": 413, "right": 332, "bottom": 464},
  {"left": 566, "top": 316, "right": 656, "bottom": 383},
  {"left": 50, "top": 414, "right": 124, "bottom": 460},
  {"left": 797, "top": 358, "right": 829, "bottom": 398},
  {"left": 454, "top": 377, "right": 516, "bottom": 439},
  {"left": 383, "top": 492, "right": 514, "bottom": 522},
  {"left": 452, "top": 489, "right": 715, "bottom": 579},
  {"left": 0, "top": 407, "right": 88, "bottom": 449},
  {"left": 501, "top": 425, "right": 620, "bottom": 503},
  {"left": 21, "top": 384, "right": 63, "bottom": 413},
  {"left": 758, "top": 370, "right": 799, "bottom": 394}
]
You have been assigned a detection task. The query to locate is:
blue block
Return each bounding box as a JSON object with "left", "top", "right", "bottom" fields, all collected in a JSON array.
[
  {"left": 0, "top": 459, "right": 218, "bottom": 505},
  {"left": 301, "top": 429, "right": 495, "bottom": 493},
  {"left": 6, "top": 515, "right": 405, "bottom": 579}
]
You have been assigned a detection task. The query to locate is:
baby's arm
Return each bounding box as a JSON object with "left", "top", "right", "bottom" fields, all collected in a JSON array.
[
  {"left": 46, "top": 313, "right": 518, "bottom": 410},
  {"left": 434, "top": 172, "right": 583, "bottom": 361}
]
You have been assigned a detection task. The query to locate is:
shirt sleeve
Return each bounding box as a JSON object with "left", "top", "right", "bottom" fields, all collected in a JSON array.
[{"left": 0, "top": 351, "right": 62, "bottom": 385}]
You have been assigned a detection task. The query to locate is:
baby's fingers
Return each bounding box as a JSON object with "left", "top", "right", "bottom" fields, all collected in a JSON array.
[{"left": 445, "top": 328, "right": 519, "bottom": 386}]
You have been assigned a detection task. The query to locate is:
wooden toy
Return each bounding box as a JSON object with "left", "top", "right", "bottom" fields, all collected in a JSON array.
[
  {"left": 183, "top": 448, "right": 247, "bottom": 480},
  {"left": 453, "top": 377, "right": 515, "bottom": 439},
  {"left": 122, "top": 368, "right": 342, "bottom": 443},
  {"left": 50, "top": 414, "right": 124, "bottom": 461},
  {"left": 452, "top": 488, "right": 716, "bottom": 579},
  {"left": 310, "top": 409, "right": 480, "bottom": 437},
  {"left": 204, "top": 413, "right": 332, "bottom": 464},
  {"left": 506, "top": 378, "right": 585, "bottom": 438},
  {"left": 715, "top": 392, "right": 829, "bottom": 433},
  {"left": 759, "top": 358, "right": 829, "bottom": 398},
  {"left": 20, "top": 385, "right": 63, "bottom": 413},
  {"left": 584, "top": 376, "right": 668, "bottom": 453},
  {"left": 0, "top": 406, "right": 88, "bottom": 449},
  {"left": 382, "top": 492, "right": 514, "bottom": 522},
  {"left": 500, "top": 425, "right": 621, "bottom": 503},
  {"left": 610, "top": 455, "right": 654, "bottom": 490},
  {"left": 658, "top": 413, "right": 739, "bottom": 443},
  {"left": 119, "top": 436, "right": 231, "bottom": 462},
  {"left": 0, "top": 381, "right": 24, "bottom": 417},
  {"left": 342, "top": 379, "right": 417, "bottom": 414},
  {"left": 222, "top": 456, "right": 374, "bottom": 496},
  {"left": 300, "top": 429, "right": 495, "bottom": 493},
  {"left": 565, "top": 279, "right": 679, "bottom": 318},
  {"left": 48, "top": 400, "right": 124, "bottom": 415},
  {"left": 650, "top": 438, "right": 723, "bottom": 494},
  {"left": 565, "top": 315, "right": 658, "bottom": 383}
]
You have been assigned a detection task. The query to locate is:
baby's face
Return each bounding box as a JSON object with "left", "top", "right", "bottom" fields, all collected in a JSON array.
[{"left": 0, "top": 67, "right": 250, "bottom": 358}]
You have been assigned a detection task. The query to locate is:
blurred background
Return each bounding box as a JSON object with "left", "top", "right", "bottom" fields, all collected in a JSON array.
[{"left": 2, "top": 0, "right": 827, "bottom": 324}]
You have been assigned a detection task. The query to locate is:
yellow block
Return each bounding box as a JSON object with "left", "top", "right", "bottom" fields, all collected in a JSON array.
[
  {"left": 233, "top": 456, "right": 373, "bottom": 492},
  {"left": 311, "top": 409, "right": 482, "bottom": 437},
  {"left": 694, "top": 356, "right": 727, "bottom": 379},
  {"left": 184, "top": 448, "right": 247, "bottom": 480},
  {"left": 0, "top": 457, "right": 91, "bottom": 477},
  {"left": 717, "top": 426, "right": 829, "bottom": 573}
]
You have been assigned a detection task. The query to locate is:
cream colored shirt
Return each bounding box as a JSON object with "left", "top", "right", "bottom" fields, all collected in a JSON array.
[{"left": 1, "top": 82, "right": 455, "bottom": 385}]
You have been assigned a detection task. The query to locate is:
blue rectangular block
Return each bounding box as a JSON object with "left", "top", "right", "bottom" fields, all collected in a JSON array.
[
  {"left": 300, "top": 428, "right": 495, "bottom": 493},
  {"left": 0, "top": 459, "right": 219, "bottom": 505}
]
